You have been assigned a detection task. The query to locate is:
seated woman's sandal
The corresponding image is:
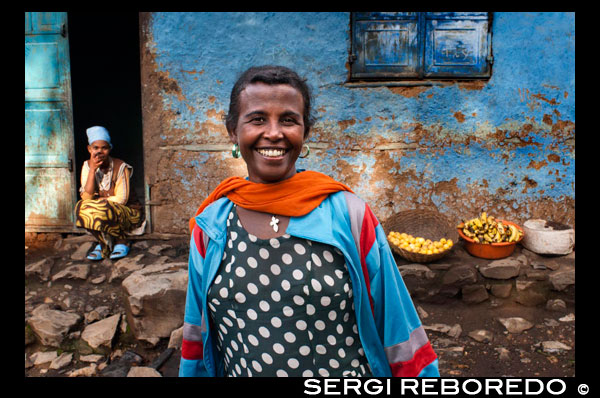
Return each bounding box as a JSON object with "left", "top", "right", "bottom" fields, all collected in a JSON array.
[
  {"left": 86, "top": 244, "right": 103, "bottom": 261},
  {"left": 109, "top": 243, "right": 130, "bottom": 260}
]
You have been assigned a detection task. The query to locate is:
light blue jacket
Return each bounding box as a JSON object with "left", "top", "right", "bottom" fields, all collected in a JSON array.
[{"left": 179, "top": 191, "right": 439, "bottom": 377}]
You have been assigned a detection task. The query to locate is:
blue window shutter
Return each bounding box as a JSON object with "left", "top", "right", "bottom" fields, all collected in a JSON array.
[
  {"left": 423, "top": 12, "right": 491, "bottom": 78},
  {"left": 28, "top": 12, "right": 65, "bottom": 35},
  {"left": 351, "top": 12, "right": 421, "bottom": 78}
]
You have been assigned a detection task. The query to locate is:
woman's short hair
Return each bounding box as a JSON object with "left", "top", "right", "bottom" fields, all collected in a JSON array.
[{"left": 225, "top": 65, "right": 315, "bottom": 138}]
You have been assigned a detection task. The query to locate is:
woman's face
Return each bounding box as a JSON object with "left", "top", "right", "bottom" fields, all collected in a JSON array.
[
  {"left": 87, "top": 140, "right": 111, "bottom": 165},
  {"left": 230, "top": 82, "right": 306, "bottom": 184}
]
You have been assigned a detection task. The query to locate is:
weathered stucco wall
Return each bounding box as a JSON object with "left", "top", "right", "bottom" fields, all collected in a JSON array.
[{"left": 140, "top": 12, "right": 574, "bottom": 234}]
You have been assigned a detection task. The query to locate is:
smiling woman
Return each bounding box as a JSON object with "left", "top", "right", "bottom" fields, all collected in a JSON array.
[{"left": 180, "top": 65, "right": 439, "bottom": 378}]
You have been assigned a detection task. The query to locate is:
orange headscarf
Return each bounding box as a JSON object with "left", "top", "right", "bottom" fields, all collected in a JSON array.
[{"left": 188, "top": 170, "right": 353, "bottom": 233}]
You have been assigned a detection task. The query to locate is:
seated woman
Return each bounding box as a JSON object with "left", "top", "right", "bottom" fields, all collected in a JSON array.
[{"left": 74, "top": 126, "right": 143, "bottom": 260}]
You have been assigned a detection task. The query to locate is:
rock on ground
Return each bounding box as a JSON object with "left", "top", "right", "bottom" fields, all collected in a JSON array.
[
  {"left": 70, "top": 241, "right": 94, "bottom": 261},
  {"left": 549, "top": 266, "right": 575, "bottom": 291},
  {"left": 81, "top": 314, "right": 121, "bottom": 349},
  {"left": 50, "top": 352, "right": 73, "bottom": 370},
  {"left": 69, "top": 363, "right": 97, "bottom": 377},
  {"left": 122, "top": 262, "right": 188, "bottom": 344},
  {"left": 541, "top": 341, "right": 572, "bottom": 353},
  {"left": 497, "top": 317, "right": 534, "bottom": 334},
  {"left": 27, "top": 304, "right": 82, "bottom": 347},
  {"left": 127, "top": 366, "right": 162, "bottom": 377},
  {"left": 478, "top": 258, "right": 521, "bottom": 279},
  {"left": 52, "top": 264, "right": 90, "bottom": 281},
  {"left": 30, "top": 351, "right": 58, "bottom": 366},
  {"left": 468, "top": 329, "right": 494, "bottom": 343},
  {"left": 25, "top": 258, "right": 54, "bottom": 282}
]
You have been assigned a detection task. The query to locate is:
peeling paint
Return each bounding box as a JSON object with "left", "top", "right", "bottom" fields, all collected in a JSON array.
[
  {"left": 453, "top": 111, "right": 466, "bottom": 123},
  {"left": 140, "top": 12, "right": 575, "bottom": 234},
  {"left": 387, "top": 85, "right": 431, "bottom": 98}
]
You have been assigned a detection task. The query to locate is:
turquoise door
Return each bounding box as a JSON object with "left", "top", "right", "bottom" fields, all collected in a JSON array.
[{"left": 25, "top": 12, "right": 77, "bottom": 232}]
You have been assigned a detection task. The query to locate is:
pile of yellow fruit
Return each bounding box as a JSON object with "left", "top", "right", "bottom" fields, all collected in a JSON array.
[
  {"left": 457, "top": 212, "right": 522, "bottom": 244},
  {"left": 387, "top": 231, "right": 453, "bottom": 255}
]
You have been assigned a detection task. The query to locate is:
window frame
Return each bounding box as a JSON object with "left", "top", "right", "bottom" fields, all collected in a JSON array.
[{"left": 349, "top": 12, "right": 493, "bottom": 83}]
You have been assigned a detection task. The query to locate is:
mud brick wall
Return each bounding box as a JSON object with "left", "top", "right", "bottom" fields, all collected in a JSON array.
[{"left": 139, "top": 12, "right": 574, "bottom": 234}]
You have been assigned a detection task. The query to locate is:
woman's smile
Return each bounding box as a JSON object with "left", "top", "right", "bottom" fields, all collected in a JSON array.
[{"left": 256, "top": 147, "right": 288, "bottom": 158}]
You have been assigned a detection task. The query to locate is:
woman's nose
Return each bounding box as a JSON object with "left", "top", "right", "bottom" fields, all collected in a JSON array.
[{"left": 263, "top": 120, "right": 283, "bottom": 139}]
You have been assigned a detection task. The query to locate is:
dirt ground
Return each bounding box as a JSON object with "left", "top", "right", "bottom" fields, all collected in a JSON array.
[
  {"left": 424, "top": 300, "right": 575, "bottom": 377},
  {"left": 24, "top": 233, "right": 576, "bottom": 378}
]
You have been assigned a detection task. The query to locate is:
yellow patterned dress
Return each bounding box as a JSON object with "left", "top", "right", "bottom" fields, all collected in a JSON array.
[{"left": 74, "top": 157, "right": 144, "bottom": 258}]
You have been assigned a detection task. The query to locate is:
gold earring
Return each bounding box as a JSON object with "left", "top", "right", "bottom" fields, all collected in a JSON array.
[
  {"left": 232, "top": 143, "right": 241, "bottom": 158},
  {"left": 299, "top": 143, "right": 310, "bottom": 159}
]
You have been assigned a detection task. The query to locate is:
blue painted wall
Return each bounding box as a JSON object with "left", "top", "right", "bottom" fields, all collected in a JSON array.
[{"left": 140, "top": 12, "right": 574, "bottom": 233}]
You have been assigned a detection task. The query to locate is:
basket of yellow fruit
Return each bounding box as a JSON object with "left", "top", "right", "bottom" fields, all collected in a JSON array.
[{"left": 385, "top": 209, "right": 458, "bottom": 263}]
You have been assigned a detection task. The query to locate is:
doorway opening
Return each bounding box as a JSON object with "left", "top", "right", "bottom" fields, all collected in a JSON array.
[{"left": 67, "top": 12, "right": 145, "bottom": 213}]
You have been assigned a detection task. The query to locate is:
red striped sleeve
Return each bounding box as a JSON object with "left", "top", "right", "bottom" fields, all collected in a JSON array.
[
  {"left": 359, "top": 204, "right": 379, "bottom": 315},
  {"left": 181, "top": 339, "right": 204, "bottom": 360},
  {"left": 192, "top": 225, "right": 206, "bottom": 259},
  {"left": 389, "top": 342, "right": 437, "bottom": 377}
]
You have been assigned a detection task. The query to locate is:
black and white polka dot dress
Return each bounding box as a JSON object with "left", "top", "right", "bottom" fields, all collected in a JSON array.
[{"left": 207, "top": 206, "right": 373, "bottom": 377}]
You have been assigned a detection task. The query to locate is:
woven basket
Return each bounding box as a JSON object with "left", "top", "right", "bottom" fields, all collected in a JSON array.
[{"left": 384, "top": 209, "right": 458, "bottom": 263}]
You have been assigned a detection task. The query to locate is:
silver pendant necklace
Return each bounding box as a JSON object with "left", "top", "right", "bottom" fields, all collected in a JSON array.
[{"left": 269, "top": 215, "right": 280, "bottom": 232}]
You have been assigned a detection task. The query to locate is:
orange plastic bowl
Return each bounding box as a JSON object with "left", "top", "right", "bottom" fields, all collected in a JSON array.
[{"left": 457, "top": 220, "right": 524, "bottom": 260}]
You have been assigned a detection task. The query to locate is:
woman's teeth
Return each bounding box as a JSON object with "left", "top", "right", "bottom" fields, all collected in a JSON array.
[{"left": 257, "top": 148, "right": 285, "bottom": 157}]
